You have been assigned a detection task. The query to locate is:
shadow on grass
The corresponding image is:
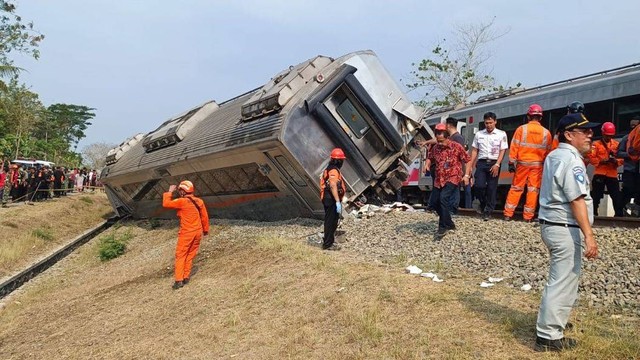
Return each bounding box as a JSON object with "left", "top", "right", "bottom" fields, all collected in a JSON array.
[{"left": 459, "top": 291, "right": 538, "bottom": 348}]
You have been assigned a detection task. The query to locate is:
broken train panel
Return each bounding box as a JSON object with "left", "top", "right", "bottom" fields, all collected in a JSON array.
[{"left": 100, "top": 50, "right": 429, "bottom": 220}]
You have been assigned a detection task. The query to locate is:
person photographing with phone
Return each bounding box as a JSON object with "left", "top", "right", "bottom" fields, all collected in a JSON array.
[{"left": 163, "top": 180, "right": 210, "bottom": 289}]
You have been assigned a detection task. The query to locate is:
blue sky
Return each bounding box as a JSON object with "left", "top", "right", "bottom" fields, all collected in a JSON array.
[{"left": 14, "top": 0, "right": 640, "bottom": 149}]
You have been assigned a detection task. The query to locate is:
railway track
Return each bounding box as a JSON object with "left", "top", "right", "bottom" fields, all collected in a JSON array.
[
  {"left": 455, "top": 208, "right": 640, "bottom": 228},
  {"left": 0, "top": 215, "right": 122, "bottom": 299}
]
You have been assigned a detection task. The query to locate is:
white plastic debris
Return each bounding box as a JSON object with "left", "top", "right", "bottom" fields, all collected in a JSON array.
[
  {"left": 521, "top": 284, "right": 532, "bottom": 291},
  {"left": 405, "top": 265, "right": 422, "bottom": 274},
  {"left": 488, "top": 277, "right": 503, "bottom": 283},
  {"left": 420, "top": 272, "right": 435, "bottom": 278},
  {"left": 480, "top": 282, "right": 495, "bottom": 288},
  {"left": 432, "top": 275, "right": 444, "bottom": 283}
]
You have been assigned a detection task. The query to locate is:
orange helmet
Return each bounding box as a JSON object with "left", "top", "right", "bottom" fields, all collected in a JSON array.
[
  {"left": 527, "top": 104, "right": 543, "bottom": 116},
  {"left": 178, "top": 180, "right": 194, "bottom": 194},
  {"left": 435, "top": 123, "right": 447, "bottom": 131},
  {"left": 330, "top": 148, "right": 346, "bottom": 160},
  {"left": 601, "top": 122, "right": 616, "bottom": 136}
]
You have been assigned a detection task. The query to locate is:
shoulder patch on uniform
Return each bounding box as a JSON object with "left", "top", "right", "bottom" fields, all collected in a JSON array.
[{"left": 572, "top": 166, "right": 585, "bottom": 183}]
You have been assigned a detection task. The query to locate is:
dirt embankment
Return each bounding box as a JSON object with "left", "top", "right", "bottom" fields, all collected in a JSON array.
[
  {"left": 0, "top": 193, "right": 113, "bottom": 279},
  {"left": 0, "top": 216, "right": 638, "bottom": 359}
]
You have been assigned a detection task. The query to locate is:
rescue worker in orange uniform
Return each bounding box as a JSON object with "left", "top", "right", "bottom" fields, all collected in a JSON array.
[
  {"left": 163, "top": 180, "right": 210, "bottom": 289},
  {"left": 504, "top": 104, "right": 552, "bottom": 221},
  {"left": 320, "top": 148, "right": 347, "bottom": 251},
  {"left": 551, "top": 102, "right": 585, "bottom": 151},
  {"left": 588, "top": 122, "right": 624, "bottom": 217}
]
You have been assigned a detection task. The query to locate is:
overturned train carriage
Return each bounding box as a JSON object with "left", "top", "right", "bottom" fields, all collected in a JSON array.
[{"left": 100, "top": 50, "right": 431, "bottom": 220}]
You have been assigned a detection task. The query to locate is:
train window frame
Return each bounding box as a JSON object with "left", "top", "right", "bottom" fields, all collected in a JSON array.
[
  {"left": 614, "top": 94, "right": 640, "bottom": 136},
  {"left": 335, "top": 96, "right": 370, "bottom": 139}
]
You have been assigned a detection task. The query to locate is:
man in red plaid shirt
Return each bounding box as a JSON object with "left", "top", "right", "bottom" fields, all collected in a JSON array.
[{"left": 426, "top": 123, "right": 472, "bottom": 240}]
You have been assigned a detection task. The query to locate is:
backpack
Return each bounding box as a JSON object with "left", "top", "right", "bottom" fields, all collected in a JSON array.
[{"left": 627, "top": 125, "right": 640, "bottom": 162}]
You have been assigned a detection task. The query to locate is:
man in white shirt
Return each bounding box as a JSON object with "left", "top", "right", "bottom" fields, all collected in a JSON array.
[{"left": 468, "top": 112, "right": 509, "bottom": 220}]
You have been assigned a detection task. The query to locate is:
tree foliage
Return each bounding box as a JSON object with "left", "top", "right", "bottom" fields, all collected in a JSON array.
[
  {"left": 82, "top": 142, "right": 115, "bottom": 170},
  {"left": 0, "top": 81, "right": 94, "bottom": 165},
  {"left": 0, "top": 1, "right": 95, "bottom": 168},
  {"left": 0, "top": 0, "right": 44, "bottom": 89},
  {"left": 406, "top": 18, "right": 520, "bottom": 110}
]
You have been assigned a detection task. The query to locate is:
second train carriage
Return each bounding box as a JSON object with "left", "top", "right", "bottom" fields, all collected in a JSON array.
[
  {"left": 100, "top": 50, "right": 433, "bottom": 220},
  {"left": 402, "top": 62, "right": 640, "bottom": 209}
]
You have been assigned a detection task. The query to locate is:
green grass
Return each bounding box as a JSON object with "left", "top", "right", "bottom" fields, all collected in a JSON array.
[
  {"left": 32, "top": 228, "right": 54, "bottom": 241},
  {"left": 79, "top": 196, "right": 94, "bottom": 204},
  {"left": 98, "top": 231, "right": 133, "bottom": 261}
]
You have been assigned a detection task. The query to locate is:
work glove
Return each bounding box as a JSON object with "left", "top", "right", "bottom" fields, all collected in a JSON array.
[
  {"left": 336, "top": 202, "right": 342, "bottom": 214},
  {"left": 508, "top": 163, "right": 516, "bottom": 173}
]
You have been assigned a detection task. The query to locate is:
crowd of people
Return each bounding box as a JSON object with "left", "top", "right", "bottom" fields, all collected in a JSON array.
[
  {"left": 317, "top": 102, "right": 638, "bottom": 352},
  {"left": 0, "top": 160, "right": 101, "bottom": 207}
]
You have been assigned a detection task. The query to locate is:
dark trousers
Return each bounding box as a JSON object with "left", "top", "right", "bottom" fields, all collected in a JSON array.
[
  {"left": 621, "top": 171, "right": 640, "bottom": 208},
  {"left": 322, "top": 200, "right": 339, "bottom": 249},
  {"left": 433, "top": 182, "right": 458, "bottom": 231},
  {"left": 591, "top": 174, "right": 622, "bottom": 217},
  {"left": 473, "top": 160, "right": 500, "bottom": 213}
]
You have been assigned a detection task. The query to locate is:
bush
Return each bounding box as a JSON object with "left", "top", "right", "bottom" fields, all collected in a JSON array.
[
  {"left": 32, "top": 228, "right": 54, "bottom": 241},
  {"left": 79, "top": 196, "right": 94, "bottom": 204},
  {"left": 98, "top": 232, "right": 132, "bottom": 261}
]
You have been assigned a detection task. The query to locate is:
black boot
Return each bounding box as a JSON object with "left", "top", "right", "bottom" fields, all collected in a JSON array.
[
  {"left": 172, "top": 281, "right": 183, "bottom": 290},
  {"left": 534, "top": 336, "right": 577, "bottom": 352}
]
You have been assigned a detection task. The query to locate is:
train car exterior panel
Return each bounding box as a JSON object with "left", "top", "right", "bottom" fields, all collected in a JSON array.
[{"left": 101, "top": 50, "right": 427, "bottom": 220}]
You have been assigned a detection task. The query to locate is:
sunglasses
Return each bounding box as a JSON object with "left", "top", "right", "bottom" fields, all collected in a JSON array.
[{"left": 569, "top": 128, "right": 593, "bottom": 135}]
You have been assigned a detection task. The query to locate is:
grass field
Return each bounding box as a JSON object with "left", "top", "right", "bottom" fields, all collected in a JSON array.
[
  {"left": 0, "top": 192, "right": 113, "bottom": 279},
  {"left": 0, "top": 217, "right": 637, "bottom": 359}
]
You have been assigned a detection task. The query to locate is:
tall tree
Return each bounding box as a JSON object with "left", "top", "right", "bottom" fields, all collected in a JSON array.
[
  {"left": 82, "top": 142, "right": 115, "bottom": 170},
  {"left": 406, "top": 18, "right": 520, "bottom": 110},
  {"left": 45, "top": 104, "right": 95, "bottom": 149},
  {"left": 0, "top": 0, "right": 44, "bottom": 89}
]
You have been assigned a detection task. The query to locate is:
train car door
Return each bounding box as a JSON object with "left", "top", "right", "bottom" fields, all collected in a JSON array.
[
  {"left": 323, "top": 87, "right": 392, "bottom": 171},
  {"left": 265, "top": 151, "right": 324, "bottom": 213}
]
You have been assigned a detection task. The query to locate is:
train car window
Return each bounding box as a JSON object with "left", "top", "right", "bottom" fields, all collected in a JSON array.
[
  {"left": 547, "top": 107, "right": 566, "bottom": 134},
  {"left": 584, "top": 100, "right": 613, "bottom": 139},
  {"left": 497, "top": 115, "right": 523, "bottom": 143},
  {"left": 614, "top": 94, "right": 640, "bottom": 135},
  {"left": 336, "top": 98, "right": 370, "bottom": 138},
  {"left": 275, "top": 155, "right": 307, "bottom": 187}
]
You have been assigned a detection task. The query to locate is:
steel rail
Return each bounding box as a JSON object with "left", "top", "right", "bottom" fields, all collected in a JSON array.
[{"left": 0, "top": 215, "right": 122, "bottom": 299}]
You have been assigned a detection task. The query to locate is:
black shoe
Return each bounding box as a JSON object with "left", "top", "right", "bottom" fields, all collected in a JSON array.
[
  {"left": 534, "top": 336, "right": 577, "bottom": 352},
  {"left": 172, "top": 281, "right": 184, "bottom": 290},
  {"left": 434, "top": 228, "right": 448, "bottom": 241},
  {"left": 322, "top": 244, "right": 341, "bottom": 251},
  {"left": 482, "top": 212, "right": 491, "bottom": 221},
  {"left": 182, "top": 278, "right": 190, "bottom": 285},
  {"left": 503, "top": 216, "right": 512, "bottom": 221}
]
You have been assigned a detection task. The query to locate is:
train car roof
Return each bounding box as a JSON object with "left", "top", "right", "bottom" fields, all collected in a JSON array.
[{"left": 425, "top": 63, "right": 640, "bottom": 120}]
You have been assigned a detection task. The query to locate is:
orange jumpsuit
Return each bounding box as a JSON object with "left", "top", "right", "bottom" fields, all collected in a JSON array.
[
  {"left": 550, "top": 135, "right": 559, "bottom": 151},
  {"left": 588, "top": 139, "right": 624, "bottom": 216},
  {"left": 163, "top": 192, "right": 210, "bottom": 282},
  {"left": 504, "top": 120, "right": 552, "bottom": 220}
]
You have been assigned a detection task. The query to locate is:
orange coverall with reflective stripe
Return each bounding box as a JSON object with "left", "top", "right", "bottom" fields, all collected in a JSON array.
[
  {"left": 163, "top": 192, "right": 210, "bottom": 282},
  {"left": 588, "top": 139, "right": 623, "bottom": 178},
  {"left": 504, "top": 120, "right": 552, "bottom": 220}
]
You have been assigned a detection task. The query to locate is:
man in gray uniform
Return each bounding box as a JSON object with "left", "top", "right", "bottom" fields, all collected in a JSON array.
[{"left": 535, "top": 113, "right": 600, "bottom": 352}]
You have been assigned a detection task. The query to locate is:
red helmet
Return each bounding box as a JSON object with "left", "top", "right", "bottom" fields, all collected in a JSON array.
[
  {"left": 435, "top": 123, "right": 447, "bottom": 131},
  {"left": 527, "top": 104, "right": 543, "bottom": 116},
  {"left": 178, "top": 180, "right": 194, "bottom": 194},
  {"left": 330, "top": 148, "right": 346, "bottom": 160},
  {"left": 601, "top": 122, "right": 616, "bottom": 136}
]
